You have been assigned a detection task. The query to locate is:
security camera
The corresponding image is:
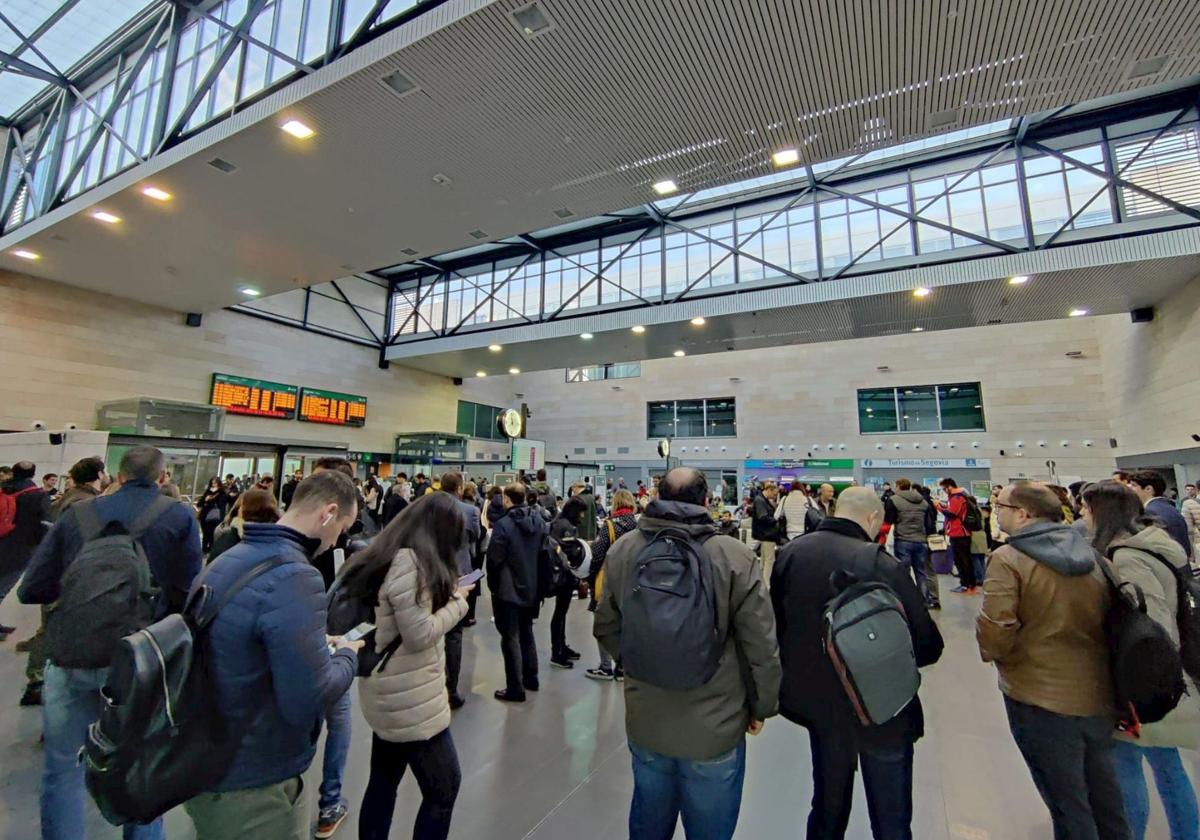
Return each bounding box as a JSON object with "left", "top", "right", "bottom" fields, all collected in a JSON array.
[
  {"left": 838, "top": 444, "right": 846, "bottom": 451},
  {"left": 762, "top": 445, "right": 770, "bottom": 452},
  {"left": 1083, "top": 440, "right": 1094, "bottom": 448},
  {"left": 1060, "top": 440, "right": 1070, "bottom": 448},
  {"left": 1015, "top": 441, "right": 1025, "bottom": 448},
  {"left": 31, "top": 420, "right": 46, "bottom": 431},
  {"left": 894, "top": 443, "right": 902, "bottom": 450},
  {"left": 1037, "top": 441, "right": 1048, "bottom": 448},
  {"left": 912, "top": 443, "right": 921, "bottom": 449},
  {"left": 971, "top": 441, "right": 981, "bottom": 449},
  {"left": 930, "top": 442, "right": 939, "bottom": 450},
  {"left": 875, "top": 443, "right": 884, "bottom": 450},
  {"left": 947, "top": 442, "right": 957, "bottom": 449},
  {"left": 65, "top": 422, "right": 79, "bottom": 430}
]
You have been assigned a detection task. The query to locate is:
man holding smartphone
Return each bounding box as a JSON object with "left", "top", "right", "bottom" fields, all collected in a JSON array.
[{"left": 440, "top": 472, "right": 481, "bottom": 710}]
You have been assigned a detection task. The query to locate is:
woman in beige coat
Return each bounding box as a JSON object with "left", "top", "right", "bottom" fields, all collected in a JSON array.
[
  {"left": 344, "top": 492, "right": 474, "bottom": 840},
  {"left": 1082, "top": 481, "right": 1200, "bottom": 840}
]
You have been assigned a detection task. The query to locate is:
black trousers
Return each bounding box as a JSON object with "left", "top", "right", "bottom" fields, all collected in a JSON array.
[
  {"left": 805, "top": 725, "right": 915, "bottom": 840},
  {"left": 1004, "top": 697, "right": 1130, "bottom": 840},
  {"left": 444, "top": 623, "right": 463, "bottom": 700},
  {"left": 550, "top": 587, "right": 574, "bottom": 658},
  {"left": 949, "top": 535, "right": 976, "bottom": 588},
  {"left": 359, "top": 729, "right": 461, "bottom": 840},
  {"left": 492, "top": 596, "right": 538, "bottom": 694}
]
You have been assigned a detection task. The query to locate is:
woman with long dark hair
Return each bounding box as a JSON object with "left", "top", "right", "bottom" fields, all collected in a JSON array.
[
  {"left": 1081, "top": 480, "right": 1200, "bottom": 840},
  {"left": 197, "top": 476, "right": 228, "bottom": 551},
  {"left": 346, "top": 492, "right": 474, "bottom": 840},
  {"left": 548, "top": 496, "right": 588, "bottom": 669}
]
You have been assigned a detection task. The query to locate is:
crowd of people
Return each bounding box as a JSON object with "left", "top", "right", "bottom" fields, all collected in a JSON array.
[{"left": 1, "top": 446, "right": 1199, "bottom": 839}]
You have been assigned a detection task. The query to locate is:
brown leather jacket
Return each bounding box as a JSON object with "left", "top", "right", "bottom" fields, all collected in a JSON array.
[{"left": 977, "top": 522, "right": 1114, "bottom": 717}]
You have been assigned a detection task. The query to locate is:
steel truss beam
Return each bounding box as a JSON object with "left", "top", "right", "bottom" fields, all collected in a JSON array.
[{"left": 174, "top": 0, "right": 314, "bottom": 77}]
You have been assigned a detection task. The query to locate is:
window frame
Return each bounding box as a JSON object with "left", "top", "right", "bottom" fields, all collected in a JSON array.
[
  {"left": 857, "top": 383, "right": 985, "bottom": 434},
  {"left": 645, "top": 397, "right": 737, "bottom": 439}
]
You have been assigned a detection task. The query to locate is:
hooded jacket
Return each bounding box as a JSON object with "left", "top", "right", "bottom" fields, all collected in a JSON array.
[
  {"left": 593, "top": 499, "right": 780, "bottom": 761},
  {"left": 486, "top": 504, "right": 547, "bottom": 608},
  {"left": 977, "top": 521, "right": 1114, "bottom": 716},
  {"left": 1109, "top": 526, "right": 1200, "bottom": 749},
  {"left": 889, "top": 489, "right": 932, "bottom": 543}
]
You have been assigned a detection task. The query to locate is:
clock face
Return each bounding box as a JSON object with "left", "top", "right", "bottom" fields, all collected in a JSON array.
[
  {"left": 498, "top": 408, "right": 524, "bottom": 439},
  {"left": 657, "top": 439, "right": 671, "bottom": 458}
]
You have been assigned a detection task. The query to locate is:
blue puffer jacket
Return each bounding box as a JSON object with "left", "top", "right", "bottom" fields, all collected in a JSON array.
[{"left": 197, "top": 523, "right": 357, "bottom": 792}]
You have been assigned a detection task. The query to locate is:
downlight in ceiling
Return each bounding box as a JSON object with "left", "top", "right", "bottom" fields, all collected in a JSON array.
[
  {"left": 1125, "top": 55, "right": 1170, "bottom": 80},
  {"left": 207, "top": 157, "right": 238, "bottom": 174},
  {"left": 379, "top": 69, "right": 420, "bottom": 100},
  {"left": 511, "top": 3, "right": 555, "bottom": 38}
]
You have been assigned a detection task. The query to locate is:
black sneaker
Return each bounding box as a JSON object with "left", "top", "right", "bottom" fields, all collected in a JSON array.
[
  {"left": 563, "top": 646, "right": 582, "bottom": 661},
  {"left": 928, "top": 601, "right": 942, "bottom": 610},
  {"left": 19, "top": 683, "right": 42, "bottom": 707},
  {"left": 550, "top": 656, "right": 574, "bottom": 670},
  {"left": 585, "top": 667, "right": 614, "bottom": 681},
  {"left": 524, "top": 679, "right": 540, "bottom": 692},
  {"left": 494, "top": 689, "right": 526, "bottom": 703},
  {"left": 614, "top": 667, "right": 625, "bottom": 682},
  {"left": 448, "top": 695, "right": 465, "bottom": 711}
]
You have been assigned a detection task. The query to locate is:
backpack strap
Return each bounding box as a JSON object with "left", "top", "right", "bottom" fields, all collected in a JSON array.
[
  {"left": 71, "top": 498, "right": 106, "bottom": 542},
  {"left": 373, "top": 634, "right": 406, "bottom": 675},
  {"left": 128, "top": 495, "right": 180, "bottom": 541},
  {"left": 189, "top": 557, "right": 286, "bottom": 630}
]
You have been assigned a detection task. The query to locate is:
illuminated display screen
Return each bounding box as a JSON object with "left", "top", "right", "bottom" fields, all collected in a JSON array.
[
  {"left": 299, "top": 387, "right": 368, "bottom": 427},
  {"left": 210, "top": 373, "right": 298, "bottom": 419}
]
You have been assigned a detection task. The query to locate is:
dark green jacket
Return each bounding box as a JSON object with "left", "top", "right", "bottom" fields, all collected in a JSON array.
[{"left": 594, "top": 500, "right": 780, "bottom": 760}]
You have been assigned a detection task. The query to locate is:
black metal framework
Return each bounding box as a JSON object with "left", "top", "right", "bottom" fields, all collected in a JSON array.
[
  {"left": 381, "top": 86, "right": 1200, "bottom": 350},
  {"left": 0, "top": 0, "right": 450, "bottom": 231}
]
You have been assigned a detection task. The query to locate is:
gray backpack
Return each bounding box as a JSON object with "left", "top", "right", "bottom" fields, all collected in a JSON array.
[
  {"left": 45, "top": 495, "right": 177, "bottom": 669},
  {"left": 620, "top": 528, "right": 724, "bottom": 690},
  {"left": 822, "top": 544, "right": 919, "bottom": 726}
]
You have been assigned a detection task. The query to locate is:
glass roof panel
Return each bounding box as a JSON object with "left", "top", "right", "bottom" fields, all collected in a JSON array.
[{"left": 0, "top": 0, "right": 161, "bottom": 118}]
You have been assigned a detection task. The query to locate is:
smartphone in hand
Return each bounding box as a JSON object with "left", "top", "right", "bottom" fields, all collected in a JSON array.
[{"left": 457, "top": 569, "right": 485, "bottom": 587}]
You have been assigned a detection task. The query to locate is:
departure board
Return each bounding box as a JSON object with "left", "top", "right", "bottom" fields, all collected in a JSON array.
[
  {"left": 299, "top": 387, "right": 368, "bottom": 427},
  {"left": 210, "top": 373, "right": 298, "bottom": 419}
]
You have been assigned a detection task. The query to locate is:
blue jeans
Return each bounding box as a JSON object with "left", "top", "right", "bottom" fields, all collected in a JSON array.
[
  {"left": 1111, "top": 741, "right": 1199, "bottom": 840},
  {"left": 42, "top": 663, "right": 165, "bottom": 840},
  {"left": 629, "top": 739, "right": 746, "bottom": 840},
  {"left": 893, "top": 539, "right": 939, "bottom": 605},
  {"left": 972, "top": 553, "right": 987, "bottom": 588},
  {"left": 319, "top": 687, "right": 353, "bottom": 811}
]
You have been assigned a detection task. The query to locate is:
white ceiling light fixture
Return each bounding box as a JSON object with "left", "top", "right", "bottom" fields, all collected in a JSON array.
[
  {"left": 631, "top": 325, "right": 646, "bottom": 334},
  {"left": 1009, "top": 274, "right": 1030, "bottom": 285},
  {"left": 913, "top": 287, "right": 931, "bottom": 298},
  {"left": 91, "top": 210, "right": 121, "bottom": 224},
  {"left": 488, "top": 344, "right": 502, "bottom": 352},
  {"left": 281, "top": 119, "right": 315, "bottom": 139},
  {"left": 1069, "top": 308, "right": 1089, "bottom": 317},
  {"left": 911, "top": 326, "right": 924, "bottom": 333},
  {"left": 772, "top": 148, "right": 800, "bottom": 167},
  {"left": 581, "top": 333, "right": 594, "bottom": 340},
  {"left": 12, "top": 249, "right": 40, "bottom": 260},
  {"left": 141, "top": 186, "right": 172, "bottom": 202},
  {"left": 652, "top": 179, "right": 678, "bottom": 196},
  {"left": 238, "top": 286, "right": 261, "bottom": 297},
  {"left": 690, "top": 317, "right": 706, "bottom": 326},
  {"left": 673, "top": 349, "right": 686, "bottom": 357},
  {"left": 475, "top": 371, "right": 487, "bottom": 378},
  {"left": 509, "top": 367, "right": 520, "bottom": 375}
]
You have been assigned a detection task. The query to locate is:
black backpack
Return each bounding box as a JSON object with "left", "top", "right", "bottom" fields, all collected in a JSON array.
[
  {"left": 960, "top": 494, "right": 984, "bottom": 532},
  {"left": 326, "top": 564, "right": 404, "bottom": 678},
  {"left": 1097, "top": 556, "right": 1185, "bottom": 728},
  {"left": 538, "top": 490, "right": 558, "bottom": 518},
  {"left": 538, "top": 530, "right": 574, "bottom": 599},
  {"left": 45, "top": 496, "right": 177, "bottom": 669},
  {"left": 620, "top": 528, "right": 723, "bottom": 690},
  {"left": 1113, "top": 546, "right": 1200, "bottom": 684},
  {"left": 82, "top": 557, "right": 283, "bottom": 826}
]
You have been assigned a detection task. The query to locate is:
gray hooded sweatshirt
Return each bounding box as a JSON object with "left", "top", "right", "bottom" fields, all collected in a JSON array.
[{"left": 1006, "top": 521, "right": 1096, "bottom": 576}]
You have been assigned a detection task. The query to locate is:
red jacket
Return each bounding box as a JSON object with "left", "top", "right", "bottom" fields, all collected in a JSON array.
[{"left": 940, "top": 488, "right": 971, "bottom": 538}]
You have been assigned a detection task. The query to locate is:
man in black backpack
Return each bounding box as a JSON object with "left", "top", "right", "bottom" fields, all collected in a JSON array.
[
  {"left": 771, "top": 487, "right": 943, "bottom": 839},
  {"left": 0, "top": 460, "right": 52, "bottom": 639},
  {"left": 594, "top": 468, "right": 780, "bottom": 840},
  {"left": 19, "top": 445, "right": 200, "bottom": 840}
]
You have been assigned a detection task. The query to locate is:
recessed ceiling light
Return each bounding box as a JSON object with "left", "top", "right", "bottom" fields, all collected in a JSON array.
[
  {"left": 1009, "top": 275, "right": 1030, "bottom": 285},
  {"left": 508, "top": 367, "right": 521, "bottom": 375},
  {"left": 141, "top": 186, "right": 171, "bottom": 201},
  {"left": 913, "top": 287, "right": 931, "bottom": 298},
  {"left": 488, "top": 344, "right": 502, "bottom": 352},
  {"left": 1069, "top": 308, "right": 1089, "bottom": 317},
  {"left": 581, "top": 333, "right": 594, "bottom": 340},
  {"left": 911, "top": 326, "right": 924, "bottom": 332},
  {"left": 91, "top": 210, "right": 121, "bottom": 224},
  {"left": 239, "top": 286, "right": 261, "bottom": 297},
  {"left": 652, "top": 179, "right": 678, "bottom": 196},
  {"left": 12, "top": 249, "right": 39, "bottom": 260},
  {"left": 281, "top": 119, "right": 315, "bottom": 139},
  {"left": 673, "top": 350, "right": 686, "bottom": 357},
  {"left": 631, "top": 325, "right": 646, "bottom": 334},
  {"left": 690, "top": 317, "right": 706, "bottom": 326},
  {"left": 772, "top": 148, "right": 800, "bottom": 167},
  {"left": 475, "top": 371, "right": 487, "bottom": 378}
]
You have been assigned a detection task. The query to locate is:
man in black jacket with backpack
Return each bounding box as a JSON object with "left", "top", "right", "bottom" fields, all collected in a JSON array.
[
  {"left": 771, "top": 486, "right": 943, "bottom": 840},
  {"left": 19, "top": 445, "right": 200, "bottom": 840}
]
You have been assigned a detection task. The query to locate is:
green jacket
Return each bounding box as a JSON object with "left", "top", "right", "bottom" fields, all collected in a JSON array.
[{"left": 594, "top": 500, "right": 780, "bottom": 760}]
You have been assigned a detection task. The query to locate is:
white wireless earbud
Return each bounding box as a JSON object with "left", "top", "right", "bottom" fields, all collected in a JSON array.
[{"left": 321, "top": 512, "right": 334, "bottom": 527}]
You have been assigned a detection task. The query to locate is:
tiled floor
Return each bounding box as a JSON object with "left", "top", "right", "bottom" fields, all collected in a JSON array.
[{"left": 0, "top": 577, "right": 1193, "bottom": 838}]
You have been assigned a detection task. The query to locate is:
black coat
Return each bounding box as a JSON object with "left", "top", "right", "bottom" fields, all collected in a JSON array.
[
  {"left": 770, "top": 517, "right": 944, "bottom": 745},
  {"left": 0, "top": 479, "right": 50, "bottom": 572},
  {"left": 752, "top": 494, "right": 780, "bottom": 542},
  {"left": 486, "top": 505, "right": 546, "bottom": 608}
]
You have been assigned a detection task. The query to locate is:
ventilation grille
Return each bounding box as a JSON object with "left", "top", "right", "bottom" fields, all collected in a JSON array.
[
  {"left": 926, "top": 108, "right": 962, "bottom": 131},
  {"left": 617, "top": 447, "right": 630, "bottom": 455},
  {"left": 511, "top": 2, "right": 554, "bottom": 37},
  {"left": 573, "top": 447, "right": 585, "bottom": 455},
  {"left": 595, "top": 447, "right": 607, "bottom": 454},
  {"left": 1126, "top": 55, "right": 1170, "bottom": 79},
  {"left": 468, "top": 229, "right": 489, "bottom": 240},
  {"left": 552, "top": 207, "right": 575, "bottom": 219},
  {"left": 207, "top": 157, "right": 238, "bottom": 174},
  {"left": 400, "top": 247, "right": 419, "bottom": 256},
  {"left": 379, "top": 69, "right": 420, "bottom": 99}
]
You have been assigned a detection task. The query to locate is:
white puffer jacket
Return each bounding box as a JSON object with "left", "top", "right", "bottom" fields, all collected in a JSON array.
[{"left": 359, "top": 548, "right": 468, "bottom": 744}]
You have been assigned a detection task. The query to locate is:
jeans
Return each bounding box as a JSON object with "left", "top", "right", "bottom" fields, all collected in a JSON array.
[
  {"left": 1111, "top": 741, "right": 1199, "bottom": 840},
  {"left": 972, "top": 553, "right": 988, "bottom": 588},
  {"left": 1005, "top": 697, "right": 1131, "bottom": 840},
  {"left": 444, "top": 622, "right": 463, "bottom": 700},
  {"left": 893, "top": 539, "right": 939, "bottom": 606},
  {"left": 359, "top": 730, "right": 460, "bottom": 840},
  {"left": 949, "top": 536, "right": 976, "bottom": 588},
  {"left": 41, "top": 663, "right": 165, "bottom": 840},
  {"left": 493, "top": 597, "right": 538, "bottom": 694},
  {"left": 805, "top": 725, "right": 914, "bottom": 840},
  {"left": 598, "top": 638, "right": 613, "bottom": 671},
  {"left": 550, "top": 588, "right": 573, "bottom": 659},
  {"left": 186, "top": 776, "right": 306, "bottom": 840},
  {"left": 319, "top": 688, "right": 352, "bottom": 811},
  {"left": 629, "top": 739, "right": 746, "bottom": 840}
]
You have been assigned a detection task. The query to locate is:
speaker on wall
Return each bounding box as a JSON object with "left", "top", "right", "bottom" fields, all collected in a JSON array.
[
  {"left": 185, "top": 312, "right": 202, "bottom": 327},
  {"left": 452, "top": 377, "right": 463, "bottom": 386},
  {"left": 1130, "top": 307, "right": 1155, "bottom": 323}
]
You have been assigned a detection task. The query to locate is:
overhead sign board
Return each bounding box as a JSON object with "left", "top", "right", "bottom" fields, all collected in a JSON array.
[
  {"left": 210, "top": 373, "right": 298, "bottom": 420},
  {"left": 298, "top": 387, "right": 368, "bottom": 427},
  {"left": 743, "top": 459, "right": 855, "bottom": 470},
  {"left": 861, "top": 458, "right": 991, "bottom": 469}
]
